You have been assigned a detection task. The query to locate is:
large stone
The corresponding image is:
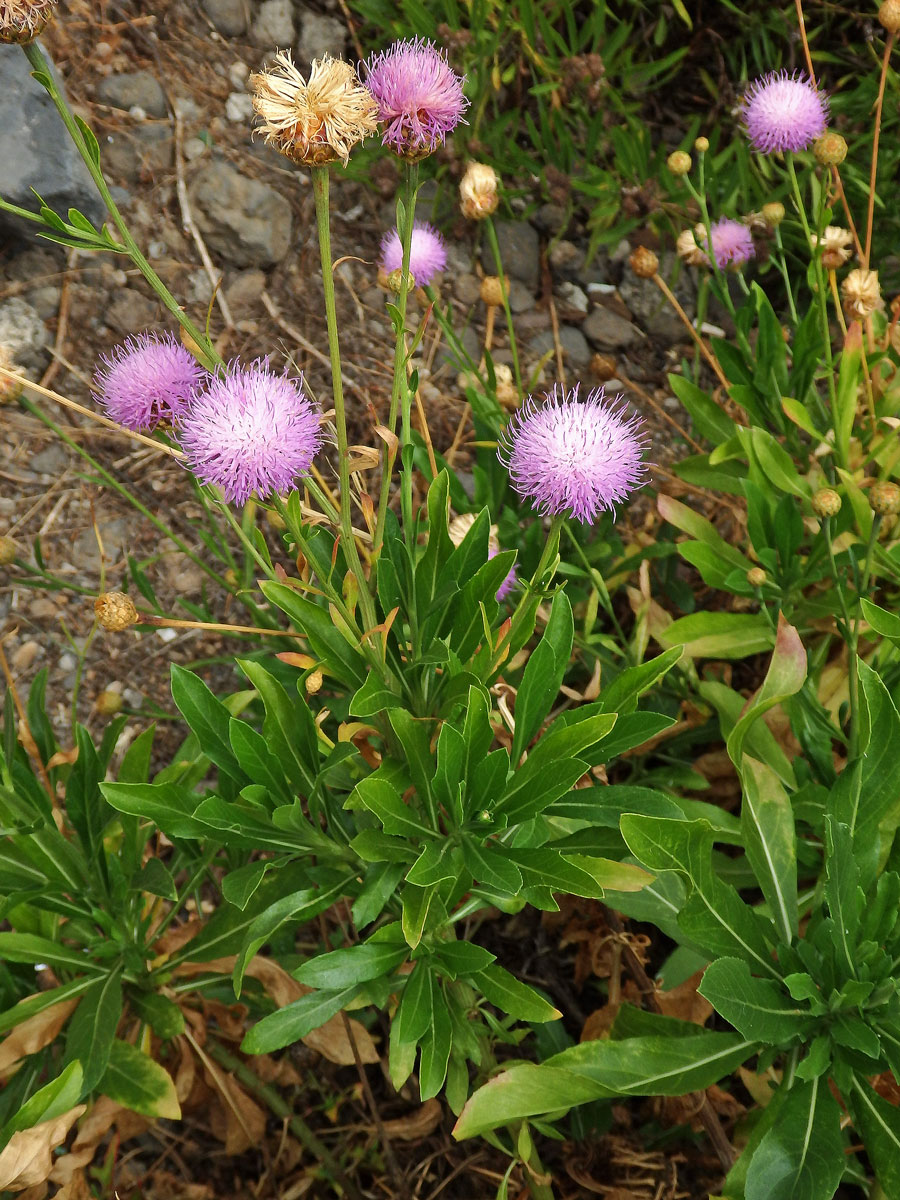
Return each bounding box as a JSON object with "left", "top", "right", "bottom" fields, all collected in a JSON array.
[
  {"left": 618, "top": 249, "right": 695, "bottom": 345},
  {"left": 297, "top": 10, "right": 347, "bottom": 61},
  {"left": 106, "top": 289, "right": 159, "bottom": 335},
  {"left": 0, "top": 298, "right": 48, "bottom": 371},
  {"left": 188, "top": 160, "right": 292, "bottom": 268},
  {"left": 0, "top": 45, "right": 105, "bottom": 233},
  {"left": 96, "top": 71, "right": 167, "bottom": 119},
  {"left": 480, "top": 219, "right": 540, "bottom": 291},
  {"left": 251, "top": 0, "right": 296, "bottom": 47},
  {"left": 583, "top": 305, "right": 641, "bottom": 351},
  {"left": 202, "top": 0, "right": 248, "bottom": 37},
  {"left": 527, "top": 325, "right": 591, "bottom": 370}
]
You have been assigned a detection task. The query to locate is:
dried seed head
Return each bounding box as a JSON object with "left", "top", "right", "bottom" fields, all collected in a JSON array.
[
  {"left": 459, "top": 162, "right": 499, "bottom": 220},
  {"left": 813, "top": 131, "right": 848, "bottom": 166},
  {"left": 676, "top": 225, "right": 709, "bottom": 267},
  {"left": 762, "top": 202, "right": 785, "bottom": 227},
  {"left": 590, "top": 353, "right": 617, "bottom": 382},
  {"left": 0, "top": 345, "right": 24, "bottom": 403},
  {"left": 870, "top": 481, "right": 900, "bottom": 516},
  {"left": 694, "top": 136, "right": 709, "bottom": 153},
  {"left": 448, "top": 512, "right": 501, "bottom": 553},
  {"left": 812, "top": 225, "right": 855, "bottom": 271},
  {"left": 0, "top": 535, "right": 16, "bottom": 565},
  {"left": 0, "top": 0, "right": 57, "bottom": 42},
  {"left": 812, "top": 488, "right": 841, "bottom": 519},
  {"left": 747, "top": 567, "right": 767, "bottom": 587},
  {"left": 666, "top": 150, "right": 692, "bottom": 176},
  {"left": 879, "top": 0, "right": 900, "bottom": 33},
  {"left": 250, "top": 51, "right": 379, "bottom": 167},
  {"left": 629, "top": 246, "right": 659, "bottom": 279},
  {"left": 479, "top": 275, "right": 508, "bottom": 306},
  {"left": 94, "top": 591, "right": 139, "bottom": 632},
  {"left": 305, "top": 668, "right": 324, "bottom": 695},
  {"left": 842, "top": 268, "right": 884, "bottom": 320},
  {"left": 493, "top": 363, "right": 518, "bottom": 409},
  {"left": 96, "top": 689, "right": 124, "bottom": 715}
]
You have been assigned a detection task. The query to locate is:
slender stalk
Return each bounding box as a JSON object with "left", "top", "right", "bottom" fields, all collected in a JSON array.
[
  {"left": 773, "top": 225, "right": 799, "bottom": 325},
  {"left": 651, "top": 274, "right": 730, "bottom": 391},
  {"left": 310, "top": 166, "right": 377, "bottom": 630},
  {"left": 485, "top": 217, "right": 523, "bottom": 399},
  {"left": 864, "top": 33, "right": 895, "bottom": 268},
  {"left": 21, "top": 41, "right": 220, "bottom": 372},
  {"left": 823, "top": 516, "right": 859, "bottom": 755}
]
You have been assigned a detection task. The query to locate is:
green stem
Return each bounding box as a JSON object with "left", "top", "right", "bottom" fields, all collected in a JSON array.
[
  {"left": 205, "top": 1041, "right": 364, "bottom": 1200},
  {"left": 374, "top": 163, "right": 420, "bottom": 556},
  {"left": 562, "top": 523, "right": 631, "bottom": 663},
  {"left": 310, "top": 165, "right": 377, "bottom": 632},
  {"left": 773, "top": 225, "right": 799, "bottom": 325},
  {"left": 485, "top": 217, "right": 523, "bottom": 400},
  {"left": 823, "top": 516, "right": 859, "bottom": 755},
  {"left": 22, "top": 41, "right": 220, "bottom": 373}
]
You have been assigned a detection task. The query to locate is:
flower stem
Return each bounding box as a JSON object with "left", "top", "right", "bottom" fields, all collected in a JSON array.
[
  {"left": 21, "top": 41, "right": 220, "bottom": 373},
  {"left": 485, "top": 217, "right": 523, "bottom": 400},
  {"left": 310, "top": 165, "right": 377, "bottom": 630},
  {"left": 374, "top": 161, "right": 419, "bottom": 555}
]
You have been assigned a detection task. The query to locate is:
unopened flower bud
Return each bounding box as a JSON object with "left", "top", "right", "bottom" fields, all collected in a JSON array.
[
  {"left": 0, "top": 535, "right": 16, "bottom": 565},
  {"left": 762, "top": 202, "right": 785, "bottom": 227},
  {"left": 747, "top": 567, "right": 767, "bottom": 588},
  {"left": 870, "top": 481, "right": 900, "bottom": 515},
  {"left": 492, "top": 362, "right": 518, "bottom": 409},
  {"left": 387, "top": 267, "right": 413, "bottom": 295},
  {"left": 694, "top": 136, "right": 709, "bottom": 153},
  {"left": 842, "top": 268, "right": 884, "bottom": 320},
  {"left": 96, "top": 689, "right": 124, "bottom": 715},
  {"left": 629, "top": 246, "right": 659, "bottom": 279},
  {"left": 224, "top": 568, "right": 240, "bottom": 589},
  {"left": 812, "top": 488, "right": 842, "bottom": 519},
  {"left": 0, "top": 0, "right": 57, "bottom": 43},
  {"left": 590, "top": 353, "right": 617, "bottom": 382},
  {"left": 94, "top": 592, "right": 139, "bottom": 632},
  {"left": 814, "top": 132, "right": 847, "bottom": 166},
  {"left": 479, "top": 275, "right": 508, "bottom": 307},
  {"left": 305, "top": 668, "right": 324, "bottom": 695},
  {"left": 460, "top": 162, "right": 499, "bottom": 220},
  {"left": 879, "top": 0, "right": 900, "bottom": 33},
  {"left": 667, "top": 150, "right": 692, "bottom": 176}
]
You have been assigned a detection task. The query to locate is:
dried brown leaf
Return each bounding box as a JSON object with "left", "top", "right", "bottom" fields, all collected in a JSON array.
[
  {"left": 0, "top": 999, "right": 79, "bottom": 1073},
  {"left": 0, "top": 1107, "right": 86, "bottom": 1190},
  {"left": 380, "top": 1098, "right": 442, "bottom": 1142}
]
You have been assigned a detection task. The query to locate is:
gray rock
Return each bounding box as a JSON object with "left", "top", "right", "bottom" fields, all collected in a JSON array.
[
  {"left": 527, "top": 325, "right": 591, "bottom": 370},
  {"left": 548, "top": 239, "right": 585, "bottom": 278},
  {"left": 103, "top": 125, "right": 172, "bottom": 185},
  {"left": 251, "top": 0, "right": 296, "bottom": 47},
  {"left": 437, "top": 324, "right": 480, "bottom": 373},
  {"left": 30, "top": 443, "right": 68, "bottom": 475},
  {"left": 583, "top": 305, "right": 641, "bottom": 351},
  {"left": 618, "top": 250, "right": 695, "bottom": 346},
  {"left": 532, "top": 203, "right": 568, "bottom": 234},
  {"left": 96, "top": 71, "right": 167, "bottom": 119},
  {"left": 106, "top": 289, "right": 159, "bottom": 334},
  {"left": 202, "top": 0, "right": 248, "bottom": 36},
  {"left": 454, "top": 272, "right": 481, "bottom": 306},
  {"left": 0, "top": 45, "right": 105, "bottom": 233},
  {"left": 481, "top": 219, "right": 540, "bottom": 291},
  {"left": 507, "top": 280, "right": 535, "bottom": 315},
  {"left": 297, "top": 11, "right": 347, "bottom": 60},
  {"left": 0, "top": 298, "right": 48, "bottom": 371},
  {"left": 188, "top": 160, "right": 292, "bottom": 267},
  {"left": 6, "top": 249, "right": 63, "bottom": 319},
  {"left": 183, "top": 136, "right": 209, "bottom": 161},
  {"left": 225, "top": 268, "right": 266, "bottom": 315},
  {"left": 225, "top": 91, "right": 254, "bottom": 123},
  {"left": 555, "top": 281, "right": 588, "bottom": 318}
]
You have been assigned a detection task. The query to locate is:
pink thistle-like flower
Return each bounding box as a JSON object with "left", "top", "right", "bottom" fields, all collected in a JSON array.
[
  {"left": 500, "top": 384, "right": 648, "bottom": 524},
  {"left": 744, "top": 71, "right": 828, "bottom": 154},
  {"left": 179, "top": 360, "right": 323, "bottom": 505},
  {"left": 93, "top": 332, "right": 205, "bottom": 432},
  {"left": 706, "top": 218, "right": 755, "bottom": 269},
  {"left": 380, "top": 221, "right": 447, "bottom": 287},
  {"left": 365, "top": 38, "right": 468, "bottom": 159}
]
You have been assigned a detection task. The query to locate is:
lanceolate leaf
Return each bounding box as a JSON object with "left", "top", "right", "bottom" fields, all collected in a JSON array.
[
  {"left": 99, "top": 1040, "right": 180, "bottom": 1119},
  {"left": 64, "top": 966, "right": 123, "bottom": 1094},
  {"left": 698, "top": 958, "right": 811, "bottom": 1044},
  {"left": 740, "top": 756, "right": 798, "bottom": 943},
  {"left": 743, "top": 1076, "right": 844, "bottom": 1200},
  {"left": 851, "top": 1075, "right": 900, "bottom": 1196}
]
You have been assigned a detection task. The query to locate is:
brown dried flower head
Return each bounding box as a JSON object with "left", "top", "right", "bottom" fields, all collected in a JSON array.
[
  {"left": 879, "top": 0, "right": 900, "bottom": 34},
  {"left": 449, "top": 511, "right": 501, "bottom": 553},
  {"left": 0, "top": 0, "right": 57, "bottom": 43},
  {"left": 250, "top": 51, "right": 379, "bottom": 167},
  {"left": 479, "top": 275, "right": 508, "bottom": 307},
  {"left": 0, "top": 345, "right": 24, "bottom": 404},
  {"left": 460, "top": 162, "right": 499, "bottom": 220},
  {"left": 812, "top": 488, "right": 842, "bottom": 519},
  {"left": 94, "top": 591, "right": 139, "bottom": 632},
  {"left": 813, "top": 132, "right": 847, "bottom": 166},
  {"left": 762, "top": 202, "right": 785, "bottom": 227},
  {"left": 747, "top": 567, "right": 767, "bottom": 587},
  {"left": 812, "top": 226, "right": 854, "bottom": 271},
  {"left": 492, "top": 362, "right": 518, "bottom": 409},
  {"left": 842, "top": 268, "right": 884, "bottom": 321},
  {"left": 666, "top": 150, "right": 692, "bottom": 176},
  {"left": 629, "top": 246, "right": 659, "bottom": 279},
  {"left": 870, "top": 481, "right": 900, "bottom": 516}
]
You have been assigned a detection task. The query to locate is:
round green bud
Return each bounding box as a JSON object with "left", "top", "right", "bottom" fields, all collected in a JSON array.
[
  {"left": 812, "top": 488, "right": 842, "bottom": 519},
  {"left": 870, "top": 481, "right": 900, "bottom": 516},
  {"left": 667, "top": 150, "right": 692, "bottom": 176}
]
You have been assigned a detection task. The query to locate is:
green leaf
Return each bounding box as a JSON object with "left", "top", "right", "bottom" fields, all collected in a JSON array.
[
  {"left": 99, "top": 1039, "right": 180, "bottom": 1118},
  {"left": 698, "top": 958, "right": 811, "bottom": 1043},
  {"left": 1, "top": 1061, "right": 83, "bottom": 1140},
  {"left": 395, "top": 961, "right": 434, "bottom": 1044},
  {"left": 401, "top": 884, "right": 434, "bottom": 949},
  {"left": 349, "top": 671, "right": 405, "bottom": 717},
  {"left": 258, "top": 583, "right": 366, "bottom": 688},
  {"left": 64, "top": 968, "right": 123, "bottom": 1094},
  {"left": 228, "top": 719, "right": 292, "bottom": 806},
  {"left": 824, "top": 817, "right": 862, "bottom": 981},
  {"left": 221, "top": 861, "right": 269, "bottom": 910},
  {"left": 453, "top": 1062, "right": 605, "bottom": 1138},
  {"left": 136, "top": 857, "right": 177, "bottom": 901},
  {"left": 661, "top": 611, "right": 775, "bottom": 659},
  {"left": 347, "top": 776, "right": 434, "bottom": 839},
  {"left": 496, "top": 756, "right": 592, "bottom": 825},
  {"left": 74, "top": 115, "right": 102, "bottom": 167},
  {"left": 171, "top": 665, "right": 244, "bottom": 783},
  {"left": 726, "top": 616, "right": 807, "bottom": 771},
  {"left": 0, "top": 932, "right": 104, "bottom": 975},
  {"left": 129, "top": 991, "right": 185, "bottom": 1039},
  {"left": 0, "top": 978, "right": 95, "bottom": 1038},
  {"left": 511, "top": 590, "right": 574, "bottom": 762},
  {"left": 461, "top": 839, "right": 523, "bottom": 893},
  {"left": 861, "top": 597, "right": 900, "bottom": 642},
  {"left": 743, "top": 1076, "right": 844, "bottom": 1200},
  {"left": 433, "top": 941, "right": 496, "bottom": 978},
  {"left": 851, "top": 1074, "right": 900, "bottom": 1195},
  {"left": 740, "top": 756, "right": 798, "bottom": 943},
  {"left": 294, "top": 942, "right": 408, "bottom": 990},
  {"left": 101, "top": 782, "right": 209, "bottom": 841},
  {"left": 238, "top": 659, "right": 319, "bottom": 796},
  {"left": 667, "top": 373, "right": 735, "bottom": 442},
  {"left": 243, "top": 986, "right": 359, "bottom": 1053},
  {"left": 419, "top": 980, "right": 452, "bottom": 1100},
  {"left": 475, "top": 964, "right": 561, "bottom": 1022},
  {"left": 596, "top": 647, "right": 683, "bottom": 716}
]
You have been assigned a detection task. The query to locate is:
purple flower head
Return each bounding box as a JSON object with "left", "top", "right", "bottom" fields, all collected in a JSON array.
[
  {"left": 744, "top": 71, "right": 828, "bottom": 154},
  {"left": 179, "top": 359, "right": 323, "bottom": 505},
  {"left": 93, "top": 332, "right": 205, "bottom": 432},
  {"left": 500, "top": 384, "right": 648, "bottom": 524},
  {"left": 489, "top": 546, "right": 518, "bottom": 602},
  {"left": 706, "top": 218, "right": 755, "bottom": 269},
  {"left": 380, "top": 221, "right": 447, "bottom": 287},
  {"left": 365, "top": 38, "right": 468, "bottom": 159}
]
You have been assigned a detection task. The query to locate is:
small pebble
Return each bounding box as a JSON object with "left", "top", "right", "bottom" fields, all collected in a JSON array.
[
  {"left": 183, "top": 137, "right": 208, "bottom": 161},
  {"left": 12, "top": 640, "right": 41, "bottom": 671},
  {"left": 225, "top": 92, "right": 254, "bottom": 123},
  {"left": 58, "top": 653, "right": 77, "bottom": 673}
]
